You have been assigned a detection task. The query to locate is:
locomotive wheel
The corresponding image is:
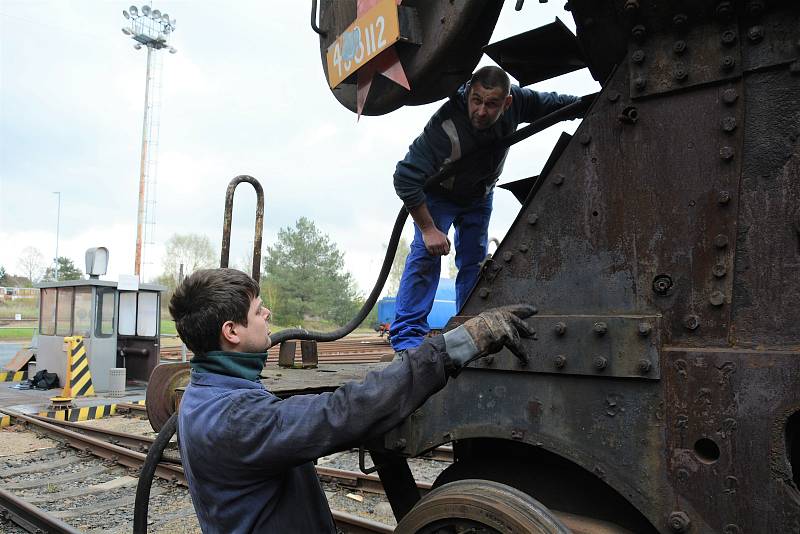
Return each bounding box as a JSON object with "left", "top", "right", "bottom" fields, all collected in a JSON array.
[
  {"left": 145, "top": 362, "right": 190, "bottom": 432},
  {"left": 394, "top": 479, "right": 571, "bottom": 534}
]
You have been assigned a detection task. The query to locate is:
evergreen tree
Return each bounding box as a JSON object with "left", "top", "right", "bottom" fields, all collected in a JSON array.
[
  {"left": 43, "top": 257, "right": 83, "bottom": 281},
  {"left": 264, "top": 218, "right": 360, "bottom": 326}
]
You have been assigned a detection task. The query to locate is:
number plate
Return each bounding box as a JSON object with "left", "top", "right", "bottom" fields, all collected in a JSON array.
[{"left": 325, "top": 0, "right": 401, "bottom": 89}]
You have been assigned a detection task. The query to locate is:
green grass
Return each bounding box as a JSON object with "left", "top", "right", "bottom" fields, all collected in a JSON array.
[
  {"left": 160, "top": 319, "right": 177, "bottom": 335},
  {"left": 0, "top": 327, "right": 36, "bottom": 341}
]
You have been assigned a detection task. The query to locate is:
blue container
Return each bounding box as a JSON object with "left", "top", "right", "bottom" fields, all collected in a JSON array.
[{"left": 377, "top": 278, "right": 457, "bottom": 330}]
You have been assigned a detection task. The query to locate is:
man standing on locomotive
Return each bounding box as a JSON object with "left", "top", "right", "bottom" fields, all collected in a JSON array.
[
  {"left": 390, "top": 66, "right": 580, "bottom": 354},
  {"left": 170, "top": 267, "right": 537, "bottom": 533}
]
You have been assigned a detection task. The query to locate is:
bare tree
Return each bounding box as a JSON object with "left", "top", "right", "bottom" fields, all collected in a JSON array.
[
  {"left": 17, "top": 247, "right": 45, "bottom": 285},
  {"left": 160, "top": 234, "right": 217, "bottom": 289}
]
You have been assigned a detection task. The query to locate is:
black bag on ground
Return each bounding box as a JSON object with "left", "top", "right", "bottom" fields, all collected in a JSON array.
[{"left": 32, "top": 369, "right": 59, "bottom": 390}]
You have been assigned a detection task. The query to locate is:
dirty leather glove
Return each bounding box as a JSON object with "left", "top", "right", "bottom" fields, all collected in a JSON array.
[{"left": 442, "top": 305, "right": 537, "bottom": 377}]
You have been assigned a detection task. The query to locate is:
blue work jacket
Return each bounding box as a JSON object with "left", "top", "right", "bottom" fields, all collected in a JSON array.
[
  {"left": 394, "top": 84, "right": 579, "bottom": 208},
  {"left": 178, "top": 337, "right": 449, "bottom": 533}
]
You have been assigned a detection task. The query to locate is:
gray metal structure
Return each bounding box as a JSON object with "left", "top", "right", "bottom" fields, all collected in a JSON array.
[{"left": 314, "top": 0, "right": 800, "bottom": 532}]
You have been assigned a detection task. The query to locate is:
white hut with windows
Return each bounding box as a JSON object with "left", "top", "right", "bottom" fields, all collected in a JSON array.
[{"left": 35, "top": 248, "right": 166, "bottom": 392}]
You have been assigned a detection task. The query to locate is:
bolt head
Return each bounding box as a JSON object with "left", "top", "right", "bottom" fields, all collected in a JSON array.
[
  {"left": 624, "top": 0, "right": 640, "bottom": 11},
  {"left": 634, "top": 77, "right": 647, "bottom": 91},
  {"left": 518, "top": 243, "right": 529, "bottom": 252},
  {"left": 721, "top": 55, "right": 736, "bottom": 71},
  {"left": 721, "top": 116, "right": 737, "bottom": 132},
  {"left": 672, "top": 13, "right": 688, "bottom": 28},
  {"left": 714, "top": 234, "right": 730, "bottom": 248},
  {"left": 669, "top": 511, "right": 691, "bottom": 532},
  {"left": 502, "top": 251, "right": 513, "bottom": 262},
  {"left": 684, "top": 314, "right": 700, "bottom": 331},
  {"left": 747, "top": 25, "right": 764, "bottom": 43},
  {"left": 721, "top": 29, "right": 737, "bottom": 45},
  {"left": 554, "top": 321, "right": 567, "bottom": 336},
  {"left": 722, "top": 88, "right": 738, "bottom": 104},
  {"left": 720, "top": 146, "right": 735, "bottom": 160},
  {"left": 607, "top": 90, "right": 621, "bottom": 102},
  {"left": 593, "top": 321, "right": 608, "bottom": 335},
  {"left": 638, "top": 359, "right": 652, "bottom": 373},
  {"left": 631, "top": 25, "right": 646, "bottom": 41},
  {"left": 632, "top": 49, "right": 645, "bottom": 63},
  {"left": 478, "top": 288, "right": 490, "bottom": 299},
  {"left": 674, "top": 66, "right": 688, "bottom": 81},
  {"left": 712, "top": 263, "right": 728, "bottom": 278},
  {"left": 580, "top": 133, "right": 592, "bottom": 145},
  {"left": 718, "top": 190, "right": 732, "bottom": 204},
  {"left": 553, "top": 174, "right": 565, "bottom": 186},
  {"left": 710, "top": 291, "right": 726, "bottom": 306},
  {"left": 527, "top": 213, "right": 539, "bottom": 225},
  {"left": 673, "top": 40, "right": 687, "bottom": 54},
  {"left": 392, "top": 438, "right": 407, "bottom": 450},
  {"left": 554, "top": 355, "right": 567, "bottom": 369},
  {"left": 593, "top": 356, "right": 608, "bottom": 370},
  {"left": 638, "top": 322, "right": 652, "bottom": 336}
]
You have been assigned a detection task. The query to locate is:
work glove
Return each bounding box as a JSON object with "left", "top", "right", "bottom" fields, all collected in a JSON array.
[{"left": 442, "top": 304, "right": 537, "bottom": 377}]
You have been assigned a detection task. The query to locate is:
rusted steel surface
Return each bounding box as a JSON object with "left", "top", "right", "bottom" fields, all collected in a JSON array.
[
  {"left": 220, "top": 175, "right": 264, "bottom": 280},
  {"left": 317, "top": 0, "right": 503, "bottom": 115},
  {"left": 376, "top": 1, "right": 800, "bottom": 532},
  {"left": 146, "top": 362, "right": 190, "bottom": 432}
]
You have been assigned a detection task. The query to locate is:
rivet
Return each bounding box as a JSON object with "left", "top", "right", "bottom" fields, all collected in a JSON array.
[
  {"left": 721, "top": 55, "right": 736, "bottom": 71},
  {"left": 673, "top": 40, "right": 687, "bottom": 55},
  {"left": 553, "top": 174, "right": 565, "bottom": 186},
  {"left": 714, "top": 234, "right": 729, "bottom": 248},
  {"left": 723, "top": 524, "right": 742, "bottom": 534},
  {"left": 638, "top": 322, "right": 652, "bottom": 336},
  {"left": 527, "top": 213, "right": 539, "bottom": 225},
  {"left": 440, "top": 17, "right": 445, "bottom": 24},
  {"left": 672, "top": 13, "right": 688, "bottom": 29},
  {"left": 676, "top": 468, "right": 690, "bottom": 483},
  {"left": 624, "top": 0, "right": 639, "bottom": 11},
  {"left": 712, "top": 263, "right": 727, "bottom": 278},
  {"left": 391, "top": 438, "right": 407, "bottom": 450},
  {"left": 638, "top": 359, "right": 652, "bottom": 373},
  {"left": 721, "top": 29, "right": 737, "bottom": 46},
  {"left": 669, "top": 511, "right": 691, "bottom": 533},
  {"left": 747, "top": 0, "right": 764, "bottom": 16},
  {"left": 722, "top": 88, "right": 738, "bottom": 105},
  {"left": 721, "top": 116, "right": 737, "bottom": 132},
  {"left": 674, "top": 65, "right": 688, "bottom": 82},
  {"left": 502, "top": 251, "right": 513, "bottom": 262},
  {"left": 715, "top": 1, "right": 733, "bottom": 21},
  {"left": 720, "top": 146, "right": 735, "bottom": 160},
  {"left": 631, "top": 24, "right": 646, "bottom": 42},
  {"left": 710, "top": 291, "right": 725, "bottom": 306},
  {"left": 554, "top": 322, "right": 567, "bottom": 336},
  {"left": 747, "top": 25, "right": 764, "bottom": 43},
  {"left": 518, "top": 243, "right": 529, "bottom": 253},
  {"left": 554, "top": 355, "right": 567, "bottom": 369},
  {"left": 684, "top": 314, "right": 700, "bottom": 331},
  {"left": 478, "top": 288, "right": 490, "bottom": 299},
  {"left": 593, "top": 356, "right": 608, "bottom": 370},
  {"left": 593, "top": 321, "right": 608, "bottom": 335},
  {"left": 632, "top": 49, "right": 646, "bottom": 63},
  {"left": 717, "top": 190, "right": 731, "bottom": 205},
  {"left": 634, "top": 76, "right": 647, "bottom": 91},
  {"left": 580, "top": 133, "right": 592, "bottom": 145},
  {"left": 607, "top": 90, "right": 621, "bottom": 102}
]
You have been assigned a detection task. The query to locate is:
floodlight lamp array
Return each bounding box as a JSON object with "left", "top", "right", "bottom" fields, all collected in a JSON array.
[{"left": 121, "top": 4, "right": 177, "bottom": 50}]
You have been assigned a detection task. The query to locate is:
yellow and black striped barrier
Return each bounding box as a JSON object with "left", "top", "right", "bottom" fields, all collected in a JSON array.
[
  {"left": 38, "top": 403, "right": 117, "bottom": 422},
  {"left": 61, "top": 336, "right": 95, "bottom": 398},
  {"left": 0, "top": 370, "right": 26, "bottom": 382}
]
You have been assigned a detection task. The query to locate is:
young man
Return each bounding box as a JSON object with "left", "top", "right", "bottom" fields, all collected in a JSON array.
[
  {"left": 170, "top": 268, "right": 536, "bottom": 533},
  {"left": 391, "top": 66, "right": 580, "bottom": 353}
]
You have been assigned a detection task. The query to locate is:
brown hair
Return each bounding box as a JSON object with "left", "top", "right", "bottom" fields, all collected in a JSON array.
[
  {"left": 468, "top": 66, "right": 511, "bottom": 96},
  {"left": 169, "top": 268, "right": 260, "bottom": 355}
]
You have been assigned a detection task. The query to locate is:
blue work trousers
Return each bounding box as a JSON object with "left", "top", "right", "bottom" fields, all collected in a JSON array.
[{"left": 390, "top": 193, "right": 493, "bottom": 351}]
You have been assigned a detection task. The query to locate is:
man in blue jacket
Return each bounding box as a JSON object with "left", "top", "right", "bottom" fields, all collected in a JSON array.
[
  {"left": 170, "top": 267, "right": 536, "bottom": 533},
  {"left": 391, "top": 66, "right": 579, "bottom": 353}
]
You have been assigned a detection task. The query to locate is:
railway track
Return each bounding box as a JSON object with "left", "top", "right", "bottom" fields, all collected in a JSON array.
[{"left": 0, "top": 409, "right": 449, "bottom": 533}]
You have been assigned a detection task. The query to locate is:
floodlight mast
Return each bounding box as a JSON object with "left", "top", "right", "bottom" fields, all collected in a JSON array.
[{"left": 121, "top": 5, "right": 177, "bottom": 280}]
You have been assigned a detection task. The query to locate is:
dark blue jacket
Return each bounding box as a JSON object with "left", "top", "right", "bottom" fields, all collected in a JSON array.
[
  {"left": 178, "top": 337, "right": 449, "bottom": 533},
  {"left": 394, "top": 84, "right": 579, "bottom": 208}
]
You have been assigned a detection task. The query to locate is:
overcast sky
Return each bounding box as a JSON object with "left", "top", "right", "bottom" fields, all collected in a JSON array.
[{"left": 0, "top": 0, "right": 599, "bottom": 295}]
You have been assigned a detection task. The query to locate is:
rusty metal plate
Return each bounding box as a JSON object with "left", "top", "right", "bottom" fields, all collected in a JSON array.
[
  {"left": 629, "top": 21, "right": 742, "bottom": 98},
  {"left": 318, "top": 0, "right": 503, "bottom": 115},
  {"left": 146, "top": 362, "right": 190, "bottom": 432},
  {"left": 465, "top": 314, "right": 662, "bottom": 380},
  {"left": 664, "top": 348, "right": 800, "bottom": 533},
  {"left": 740, "top": 8, "right": 800, "bottom": 73}
]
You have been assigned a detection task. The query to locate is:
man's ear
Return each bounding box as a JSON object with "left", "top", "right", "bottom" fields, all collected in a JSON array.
[
  {"left": 220, "top": 320, "right": 239, "bottom": 346},
  {"left": 503, "top": 94, "right": 513, "bottom": 112}
]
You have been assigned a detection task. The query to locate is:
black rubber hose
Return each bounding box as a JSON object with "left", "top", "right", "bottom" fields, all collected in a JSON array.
[
  {"left": 268, "top": 205, "right": 409, "bottom": 346},
  {"left": 133, "top": 412, "right": 178, "bottom": 534}
]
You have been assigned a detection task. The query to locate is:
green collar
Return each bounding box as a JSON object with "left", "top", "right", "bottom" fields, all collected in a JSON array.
[{"left": 190, "top": 350, "right": 267, "bottom": 382}]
